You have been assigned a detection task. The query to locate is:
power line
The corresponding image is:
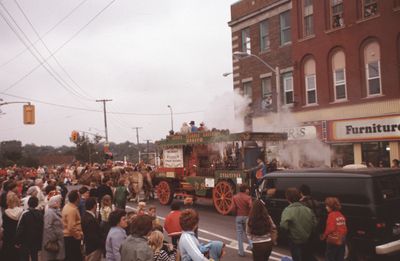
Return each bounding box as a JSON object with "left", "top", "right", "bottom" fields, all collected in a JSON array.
[
  {"left": 0, "top": 3, "right": 93, "bottom": 101},
  {"left": 13, "top": 0, "right": 95, "bottom": 101},
  {"left": 0, "top": 0, "right": 117, "bottom": 93},
  {"left": 0, "top": 0, "right": 89, "bottom": 69},
  {"left": 0, "top": 92, "right": 205, "bottom": 115}
]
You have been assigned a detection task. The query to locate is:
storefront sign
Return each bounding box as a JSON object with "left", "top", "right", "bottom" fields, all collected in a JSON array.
[
  {"left": 282, "top": 126, "right": 317, "bottom": 140},
  {"left": 330, "top": 115, "right": 400, "bottom": 141},
  {"left": 163, "top": 148, "right": 183, "bottom": 167}
]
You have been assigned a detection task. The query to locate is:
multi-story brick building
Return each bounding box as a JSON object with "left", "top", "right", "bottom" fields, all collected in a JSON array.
[{"left": 228, "top": 0, "right": 400, "bottom": 167}]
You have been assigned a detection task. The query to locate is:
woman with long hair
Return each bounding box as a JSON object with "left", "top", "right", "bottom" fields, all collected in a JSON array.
[
  {"left": 2, "top": 191, "right": 23, "bottom": 261},
  {"left": 246, "top": 199, "right": 277, "bottom": 261},
  {"left": 148, "top": 230, "right": 176, "bottom": 261}
]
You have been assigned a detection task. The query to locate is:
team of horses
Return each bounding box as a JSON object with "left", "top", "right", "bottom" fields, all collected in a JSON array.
[{"left": 78, "top": 165, "right": 155, "bottom": 202}]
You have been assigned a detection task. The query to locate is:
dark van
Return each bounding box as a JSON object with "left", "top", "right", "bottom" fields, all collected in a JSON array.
[{"left": 258, "top": 168, "right": 400, "bottom": 260}]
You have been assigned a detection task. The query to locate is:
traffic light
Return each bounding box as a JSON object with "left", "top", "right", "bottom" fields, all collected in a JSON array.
[
  {"left": 23, "top": 104, "right": 35, "bottom": 124},
  {"left": 71, "top": 131, "right": 79, "bottom": 142}
]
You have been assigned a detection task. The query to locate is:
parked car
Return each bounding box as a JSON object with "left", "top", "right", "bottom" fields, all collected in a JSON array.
[{"left": 258, "top": 168, "right": 400, "bottom": 260}]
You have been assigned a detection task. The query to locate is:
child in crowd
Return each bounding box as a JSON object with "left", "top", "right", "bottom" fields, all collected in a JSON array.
[
  {"left": 148, "top": 230, "right": 176, "bottom": 261},
  {"left": 100, "top": 195, "right": 113, "bottom": 223},
  {"left": 137, "top": 201, "right": 147, "bottom": 215},
  {"left": 148, "top": 205, "right": 161, "bottom": 227}
]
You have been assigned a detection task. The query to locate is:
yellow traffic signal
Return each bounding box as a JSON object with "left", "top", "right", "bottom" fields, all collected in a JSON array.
[
  {"left": 23, "top": 104, "right": 35, "bottom": 124},
  {"left": 71, "top": 131, "right": 79, "bottom": 142}
]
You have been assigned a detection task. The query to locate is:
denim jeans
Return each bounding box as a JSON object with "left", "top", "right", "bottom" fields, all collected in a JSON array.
[
  {"left": 235, "top": 216, "right": 252, "bottom": 255},
  {"left": 325, "top": 243, "right": 345, "bottom": 261},
  {"left": 288, "top": 241, "right": 306, "bottom": 261}
]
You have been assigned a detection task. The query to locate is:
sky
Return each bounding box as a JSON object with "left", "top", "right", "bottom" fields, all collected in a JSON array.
[{"left": 0, "top": 0, "right": 240, "bottom": 147}]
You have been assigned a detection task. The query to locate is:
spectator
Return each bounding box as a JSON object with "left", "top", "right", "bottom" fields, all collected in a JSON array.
[
  {"left": 178, "top": 209, "right": 208, "bottom": 261},
  {"left": 148, "top": 230, "right": 176, "bottom": 261},
  {"left": 120, "top": 214, "right": 153, "bottom": 261},
  {"left": 98, "top": 176, "right": 113, "bottom": 206},
  {"left": 42, "top": 195, "right": 65, "bottom": 261},
  {"left": 62, "top": 190, "right": 83, "bottom": 261},
  {"left": 164, "top": 201, "right": 183, "bottom": 248},
  {"left": 280, "top": 188, "right": 316, "bottom": 261},
  {"left": 89, "top": 181, "right": 98, "bottom": 198},
  {"left": 1, "top": 191, "right": 23, "bottom": 261},
  {"left": 21, "top": 186, "right": 38, "bottom": 210},
  {"left": 246, "top": 199, "right": 276, "bottom": 261},
  {"left": 100, "top": 194, "right": 113, "bottom": 222},
  {"left": 137, "top": 201, "right": 147, "bottom": 215},
  {"left": 78, "top": 186, "right": 90, "bottom": 217},
  {"left": 148, "top": 205, "right": 161, "bottom": 227},
  {"left": 114, "top": 178, "right": 129, "bottom": 209},
  {"left": 299, "top": 184, "right": 320, "bottom": 261},
  {"left": 232, "top": 184, "right": 252, "bottom": 257},
  {"left": 15, "top": 196, "right": 43, "bottom": 261},
  {"left": 82, "top": 197, "right": 103, "bottom": 261},
  {"left": 320, "top": 197, "right": 347, "bottom": 261},
  {"left": 34, "top": 178, "right": 46, "bottom": 210},
  {"left": 106, "top": 209, "right": 128, "bottom": 261},
  {"left": 392, "top": 159, "right": 399, "bottom": 168}
]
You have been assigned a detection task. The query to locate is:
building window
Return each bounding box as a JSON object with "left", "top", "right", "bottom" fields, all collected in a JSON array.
[
  {"left": 331, "top": 0, "right": 344, "bottom": 28},
  {"left": 280, "top": 11, "right": 291, "bottom": 45},
  {"left": 243, "top": 82, "right": 252, "bottom": 98},
  {"left": 363, "top": 0, "right": 378, "bottom": 18},
  {"left": 303, "top": 0, "right": 314, "bottom": 36},
  {"left": 332, "top": 50, "right": 347, "bottom": 100},
  {"left": 304, "top": 59, "right": 317, "bottom": 104},
  {"left": 364, "top": 42, "right": 381, "bottom": 96},
  {"left": 282, "top": 73, "right": 294, "bottom": 105},
  {"left": 241, "top": 28, "right": 251, "bottom": 54},
  {"left": 261, "top": 78, "right": 273, "bottom": 111},
  {"left": 260, "top": 20, "right": 270, "bottom": 51}
]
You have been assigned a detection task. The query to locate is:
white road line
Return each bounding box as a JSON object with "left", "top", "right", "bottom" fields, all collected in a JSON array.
[{"left": 126, "top": 205, "right": 287, "bottom": 258}]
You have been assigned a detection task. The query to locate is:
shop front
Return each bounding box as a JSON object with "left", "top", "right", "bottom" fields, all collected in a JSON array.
[{"left": 328, "top": 115, "right": 400, "bottom": 167}]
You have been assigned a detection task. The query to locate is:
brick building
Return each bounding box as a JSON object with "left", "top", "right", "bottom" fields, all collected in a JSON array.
[{"left": 228, "top": 0, "right": 400, "bottom": 167}]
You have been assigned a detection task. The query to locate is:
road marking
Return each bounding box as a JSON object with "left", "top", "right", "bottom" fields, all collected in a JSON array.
[{"left": 126, "top": 205, "right": 287, "bottom": 258}]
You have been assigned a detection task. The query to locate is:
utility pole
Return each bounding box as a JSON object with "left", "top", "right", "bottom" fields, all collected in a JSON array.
[
  {"left": 96, "top": 99, "right": 112, "bottom": 143},
  {"left": 132, "top": 127, "right": 142, "bottom": 162},
  {"left": 144, "top": 139, "right": 152, "bottom": 163}
]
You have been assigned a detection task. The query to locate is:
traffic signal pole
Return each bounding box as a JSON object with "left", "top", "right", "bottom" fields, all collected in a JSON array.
[{"left": 96, "top": 99, "right": 112, "bottom": 143}]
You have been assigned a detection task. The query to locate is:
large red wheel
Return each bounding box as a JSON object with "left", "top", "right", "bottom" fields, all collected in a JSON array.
[
  {"left": 213, "top": 180, "right": 235, "bottom": 215},
  {"left": 157, "top": 180, "right": 174, "bottom": 205}
]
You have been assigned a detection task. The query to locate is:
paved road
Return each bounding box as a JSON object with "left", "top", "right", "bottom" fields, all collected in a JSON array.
[{"left": 126, "top": 197, "right": 291, "bottom": 261}]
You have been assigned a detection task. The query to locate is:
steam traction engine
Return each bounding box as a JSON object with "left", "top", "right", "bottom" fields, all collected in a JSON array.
[{"left": 154, "top": 130, "right": 287, "bottom": 215}]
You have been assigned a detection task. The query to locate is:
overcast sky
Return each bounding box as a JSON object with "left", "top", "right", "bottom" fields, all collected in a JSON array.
[{"left": 0, "top": 0, "right": 239, "bottom": 146}]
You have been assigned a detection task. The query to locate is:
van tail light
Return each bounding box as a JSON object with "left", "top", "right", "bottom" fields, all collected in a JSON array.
[{"left": 376, "top": 222, "right": 386, "bottom": 229}]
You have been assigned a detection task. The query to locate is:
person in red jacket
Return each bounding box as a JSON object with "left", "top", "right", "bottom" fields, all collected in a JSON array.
[
  {"left": 320, "top": 197, "right": 347, "bottom": 261},
  {"left": 164, "top": 201, "right": 183, "bottom": 248}
]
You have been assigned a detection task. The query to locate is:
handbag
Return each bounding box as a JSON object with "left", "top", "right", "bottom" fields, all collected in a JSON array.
[
  {"left": 44, "top": 240, "right": 59, "bottom": 252},
  {"left": 326, "top": 232, "right": 343, "bottom": 245}
]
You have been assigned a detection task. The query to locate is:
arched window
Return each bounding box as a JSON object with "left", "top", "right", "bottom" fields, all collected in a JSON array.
[
  {"left": 304, "top": 58, "right": 317, "bottom": 104},
  {"left": 364, "top": 42, "right": 381, "bottom": 96},
  {"left": 332, "top": 50, "right": 347, "bottom": 100}
]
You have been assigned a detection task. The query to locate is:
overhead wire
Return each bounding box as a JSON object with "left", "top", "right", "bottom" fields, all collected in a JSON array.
[
  {"left": 0, "top": 0, "right": 117, "bottom": 94},
  {"left": 0, "top": 2, "right": 94, "bottom": 102},
  {"left": 0, "top": 92, "right": 205, "bottom": 116},
  {"left": 13, "top": 0, "right": 95, "bottom": 100},
  {"left": 0, "top": 0, "right": 89, "bottom": 69}
]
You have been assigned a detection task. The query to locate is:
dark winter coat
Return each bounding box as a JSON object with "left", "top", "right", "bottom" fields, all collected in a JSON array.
[
  {"left": 82, "top": 211, "right": 103, "bottom": 255},
  {"left": 15, "top": 208, "right": 44, "bottom": 250}
]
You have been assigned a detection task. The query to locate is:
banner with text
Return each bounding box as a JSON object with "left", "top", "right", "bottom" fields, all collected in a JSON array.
[{"left": 163, "top": 148, "right": 183, "bottom": 168}]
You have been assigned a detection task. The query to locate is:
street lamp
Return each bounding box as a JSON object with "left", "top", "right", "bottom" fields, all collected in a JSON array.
[
  {"left": 222, "top": 72, "right": 233, "bottom": 77},
  {"left": 167, "top": 105, "right": 174, "bottom": 132},
  {"left": 233, "top": 51, "right": 281, "bottom": 112}
]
